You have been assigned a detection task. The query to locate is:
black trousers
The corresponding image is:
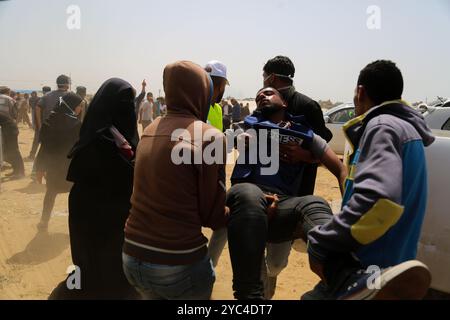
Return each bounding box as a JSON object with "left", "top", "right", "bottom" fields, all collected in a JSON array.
[
  {"left": 226, "top": 183, "right": 333, "bottom": 300},
  {"left": 1, "top": 124, "right": 24, "bottom": 175}
]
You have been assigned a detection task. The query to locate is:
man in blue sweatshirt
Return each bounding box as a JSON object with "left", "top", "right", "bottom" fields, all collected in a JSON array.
[{"left": 305, "top": 60, "right": 435, "bottom": 300}]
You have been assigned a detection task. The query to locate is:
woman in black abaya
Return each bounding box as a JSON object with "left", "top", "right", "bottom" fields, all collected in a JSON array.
[{"left": 49, "top": 78, "right": 140, "bottom": 300}]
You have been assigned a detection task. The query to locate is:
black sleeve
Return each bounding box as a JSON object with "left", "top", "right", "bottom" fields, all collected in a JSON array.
[{"left": 305, "top": 101, "right": 333, "bottom": 142}]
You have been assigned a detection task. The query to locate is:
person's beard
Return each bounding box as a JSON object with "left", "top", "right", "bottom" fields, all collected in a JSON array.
[{"left": 257, "top": 103, "right": 284, "bottom": 119}]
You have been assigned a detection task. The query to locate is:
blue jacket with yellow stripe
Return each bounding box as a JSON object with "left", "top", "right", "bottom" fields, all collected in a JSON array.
[{"left": 308, "top": 100, "right": 435, "bottom": 268}]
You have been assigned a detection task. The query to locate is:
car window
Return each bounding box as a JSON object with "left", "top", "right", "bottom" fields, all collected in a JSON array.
[
  {"left": 330, "top": 108, "right": 355, "bottom": 123},
  {"left": 442, "top": 117, "right": 450, "bottom": 131}
]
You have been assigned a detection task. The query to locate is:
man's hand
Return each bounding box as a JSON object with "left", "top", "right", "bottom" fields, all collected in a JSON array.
[
  {"left": 309, "top": 255, "right": 326, "bottom": 284},
  {"left": 142, "top": 79, "right": 147, "bottom": 89},
  {"left": 265, "top": 194, "right": 279, "bottom": 220},
  {"left": 279, "top": 142, "right": 318, "bottom": 164}
]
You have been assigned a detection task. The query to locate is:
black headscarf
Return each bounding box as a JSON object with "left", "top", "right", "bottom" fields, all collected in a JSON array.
[{"left": 69, "top": 78, "right": 139, "bottom": 158}]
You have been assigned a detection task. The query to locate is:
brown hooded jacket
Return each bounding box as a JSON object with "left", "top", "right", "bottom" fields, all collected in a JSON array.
[{"left": 124, "top": 61, "right": 227, "bottom": 265}]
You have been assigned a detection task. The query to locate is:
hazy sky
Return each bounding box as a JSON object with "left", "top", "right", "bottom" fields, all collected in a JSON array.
[{"left": 1, "top": 0, "right": 449, "bottom": 102}]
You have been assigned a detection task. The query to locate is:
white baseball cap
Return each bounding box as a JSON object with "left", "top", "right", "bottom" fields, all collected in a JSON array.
[{"left": 205, "top": 60, "right": 229, "bottom": 85}]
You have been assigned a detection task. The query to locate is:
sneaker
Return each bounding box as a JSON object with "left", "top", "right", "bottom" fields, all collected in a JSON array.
[
  {"left": 337, "top": 260, "right": 431, "bottom": 300},
  {"left": 301, "top": 281, "right": 333, "bottom": 300}
]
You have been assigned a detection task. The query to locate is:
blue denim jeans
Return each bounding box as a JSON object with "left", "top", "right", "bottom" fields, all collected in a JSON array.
[{"left": 122, "top": 253, "right": 215, "bottom": 300}]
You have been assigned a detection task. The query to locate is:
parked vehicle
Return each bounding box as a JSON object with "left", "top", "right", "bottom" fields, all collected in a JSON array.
[
  {"left": 428, "top": 97, "right": 448, "bottom": 108},
  {"left": 417, "top": 130, "right": 450, "bottom": 294},
  {"left": 423, "top": 106, "right": 450, "bottom": 131},
  {"left": 323, "top": 103, "right": 355, "bottom": 154},
  {"left": 326, "top": 104, "right": 450, "bottom": 154}
]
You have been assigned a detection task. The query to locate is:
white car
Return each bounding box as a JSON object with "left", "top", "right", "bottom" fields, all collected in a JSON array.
[
  {"left": 422, "top": 105, "right": 450, "bottom": 131},
  {"left": 428, "top": 97, "right": 448, "bottom": 108},
  {"left": 416, "top": 130, "right": 450, "bottom": 294},
  {"left": 325, "top": 103, "right": 450, "bottom": 154},
  {"left": 324, "top": 104, "right": 355, "bottom": 154}
]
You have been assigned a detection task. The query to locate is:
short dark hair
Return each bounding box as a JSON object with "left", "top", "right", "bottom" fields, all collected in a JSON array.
[
  {"left": 263, "top": 56, "right": 295, "bottom": 81},
  {"left": 357, "top": 60, "right": 403, "bottom": 105},
  {"left": 147, "top": 92, "right": 153, "bottom": 97},
  {"left": 42, "top": 86, "right": 51, "bottom": 93},
  {"left": 76, "top": 86, "right": 86, "bottom": 94},
  {"left": 56, "top": 74, "right": 71, "bottom": 87}
]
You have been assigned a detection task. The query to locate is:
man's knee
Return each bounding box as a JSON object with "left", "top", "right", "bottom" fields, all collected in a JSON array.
[
  {"left": 297, "top": 196, "right": 333, "bottom": 217},
  {"left": 227, "top": 183, "right": 266, "bottom": 209},
  {"left": 294, "top": 196, "right": 333, "bottom": 240}
]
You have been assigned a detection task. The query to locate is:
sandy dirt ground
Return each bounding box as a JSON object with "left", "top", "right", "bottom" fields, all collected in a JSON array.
[{"left": 0, "top": 123, "right": 342, "bottom": 300}]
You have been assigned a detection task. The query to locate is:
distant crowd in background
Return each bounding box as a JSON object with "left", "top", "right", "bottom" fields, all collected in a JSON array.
[
  {"left": 133, "top": 79, "right": 251, "bottom": 134},
  {"left": 0, "top": 77, "right": 89, "bottom": 180}
]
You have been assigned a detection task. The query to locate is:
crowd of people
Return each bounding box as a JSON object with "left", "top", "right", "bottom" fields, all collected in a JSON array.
[{"left": 0, "top": 55, "right": 435, "bottom": 300}]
